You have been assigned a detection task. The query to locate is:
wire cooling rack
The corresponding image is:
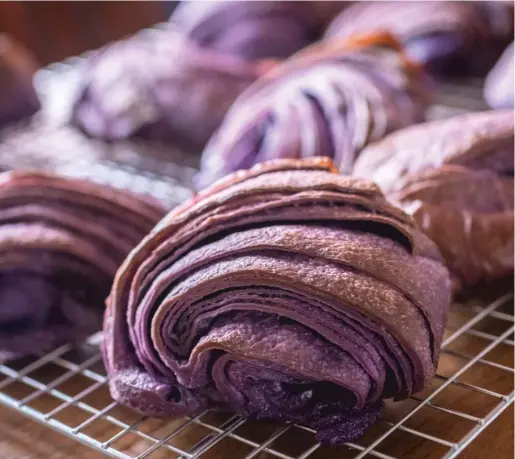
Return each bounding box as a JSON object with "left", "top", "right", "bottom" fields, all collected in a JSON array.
[
  {"left": 0, "top": 50, "right": 513, "bottom": 459},
  {"left": 0, "top": 290, "right": 512, "bottom": 459}
]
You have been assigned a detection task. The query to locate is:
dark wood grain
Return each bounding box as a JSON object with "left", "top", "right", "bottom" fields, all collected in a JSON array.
[{"left": 0, "top": 409, "right": 102, "bottom": 459}]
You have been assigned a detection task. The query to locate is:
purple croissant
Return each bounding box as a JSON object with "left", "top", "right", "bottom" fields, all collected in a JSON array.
[
  {"left": 197, "top": 32, "right": 430, "bottom": 188},
  {"left": 0, "top": 34, "right": 40, "bottom": 128},
  {"left": 354, "top": 110, "right": 514, "bottom": 291},
  {"left": 485, "top": 43, "right": 514, "bottom": 109},
  {"left": 170, "top": 0, "right": 345, "bottom": 60},
  {"left": 324, "top": 1, "right": 514, "bottom": 77},
  {"left": 0, "top": 171, "right": 165, "bottom": 360},
  {"left": 104, "top": 157, "right": 451, "bottom": 444},
  {"left": 71, "top": 28, "right": 273, "bottom": 150}
]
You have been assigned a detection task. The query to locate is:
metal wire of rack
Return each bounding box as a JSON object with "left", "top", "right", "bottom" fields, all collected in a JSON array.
[{"left": 0, "top": 49, "right": 513, "bottom": 459}]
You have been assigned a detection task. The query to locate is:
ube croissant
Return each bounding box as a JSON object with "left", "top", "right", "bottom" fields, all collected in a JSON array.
[
  {"left": 354, "top": 110, "right": 514, "bottom": 290},
  {"left": 197, "top": 32, "right": 430, "bottom": 189},
  {"left": 0, "top": 34, "right": 40, "bottom": 128},
  {"left": 324, "top": 1, "right": 514, "bottom": 77},
  {"left": 71, "top": 29, "right": 272, "bottom": 150},
  {"left": 104, "top": 158, "right": 451, "bottom": 444},
  {"left": 0, "top": 171, "right": 165, "bottom": 360},
  {"left": 485, "top": 43, "right": 514, "bottom": 109},
  {"left": 171, "top": 1, "right": 345, "bottom": 60}
]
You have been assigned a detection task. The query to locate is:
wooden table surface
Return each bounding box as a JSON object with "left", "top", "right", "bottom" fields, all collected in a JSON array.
[{"left": 0, "top": 406, "right": 512, "bottom": 459}]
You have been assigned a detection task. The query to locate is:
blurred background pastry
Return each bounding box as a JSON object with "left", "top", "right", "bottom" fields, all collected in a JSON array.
[
  {"left": 170, "top": 1, "right": 345, "bottom": 60},
  {"left": 324, "top": 1, "right": 514, "bottom": 78},
  {"left": 484, "top": 42, "right": 514, "bottom": 109},
  {"left": 197, "top": 32, "right": 430, "bottom": 189},
  {"left": 70, "top": 28, "right": 274, "bottom": 150}
]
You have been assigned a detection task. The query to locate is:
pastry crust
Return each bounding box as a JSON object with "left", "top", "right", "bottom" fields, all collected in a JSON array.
[
  {"left": 354, "top": 110, "right": 514, "bottom": 289},
  {"left": 104, "top": 158, "right": 451, "bottom": 444},
  {"left": 0, "top": 171, "right": 164, "bottom": 360}
]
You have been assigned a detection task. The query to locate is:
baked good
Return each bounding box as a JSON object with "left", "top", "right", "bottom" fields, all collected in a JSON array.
[
  {"left": 485, "top": 43, "right": 514, "bottom": 109},
  {"left": 324, "top": 1, "right": 514, "bottom": 77},
  {"left": 171, "top": 0, "right": 344, "bottom": 59},
  {"left": 0, "top": 171, "right": 165, "bottom": 360},
  {"left": 104, "top": 158, "right": 451, "bottom": 444},
  {"left": 0, "top": 34, "right": 40, "bottom": 128},
  {"left": 354, "top": 110, "right": 514, "bottom": 290},
  {"left": 71, "top": 28, "right": 273, "bottom": 150},
  {"left": 197, "top": 32, "right": 430, "bottom": 188}
]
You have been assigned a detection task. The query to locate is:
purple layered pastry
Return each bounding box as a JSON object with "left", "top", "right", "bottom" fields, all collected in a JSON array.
[
  {"left": 0, "top": 171, "right": 165, "bottom": 360},
  {"left": 71, "top": 28, "right": 274, "bottom": 150},
  {"left": 354, "top": 110, "right": 514, "bottom": 291},
  {"left": 324, "top": 1, "right": 514, "bottom": 77},
  {"left": 0, "top": 34, "right": 40, "bottom": 128},
  {"left": 171, "top": 1, "right": 345, "bottom": 60},
  {"left": 104, "top": 158, "right": 451, "bottom": 444},
  {"left": 485, "top": 43, "right": 514, "bottom": 109},
  {"left": 197, "top": 32, "right": 430, "bottom": 188}
]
